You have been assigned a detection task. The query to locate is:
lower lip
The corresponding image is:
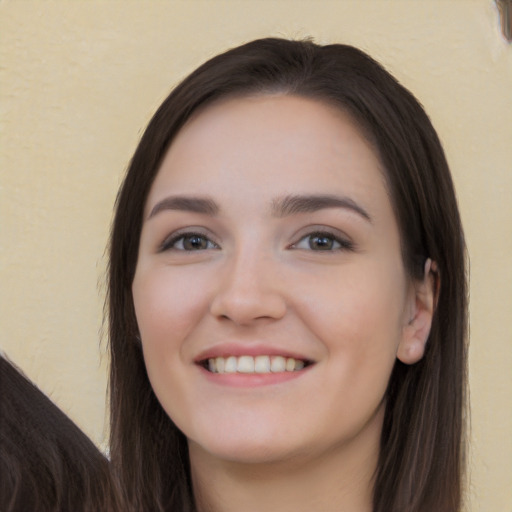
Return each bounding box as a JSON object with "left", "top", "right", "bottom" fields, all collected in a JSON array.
[{"left": 197, "top": 365, "right": 312, "bottom": 388}]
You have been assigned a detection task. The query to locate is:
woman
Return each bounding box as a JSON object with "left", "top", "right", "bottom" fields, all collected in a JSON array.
[{"left": 107, "top": 38, "right": 468, "bottom": 512}]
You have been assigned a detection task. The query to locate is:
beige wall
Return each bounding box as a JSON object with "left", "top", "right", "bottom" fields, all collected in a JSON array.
[{"left": 1, "top": 1, "right": 510, "bottom": 510}]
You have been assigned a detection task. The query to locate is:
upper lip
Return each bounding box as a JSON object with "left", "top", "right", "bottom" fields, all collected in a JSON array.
[{"left": 193, "top": 343, "right": 315, "bottom": 364}]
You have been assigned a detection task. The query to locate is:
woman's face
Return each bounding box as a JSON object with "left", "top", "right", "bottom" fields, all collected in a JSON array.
[{"left": 132, "top": 95, "right": 423, "bottom": 466}]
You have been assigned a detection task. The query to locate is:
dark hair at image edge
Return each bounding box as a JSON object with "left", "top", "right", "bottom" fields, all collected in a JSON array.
[
  {"left": 0, "top": 356, "right": 121, "bottom": 511},
  {"left": 107, "top": 38, "right": 468, "bottom": 512}
]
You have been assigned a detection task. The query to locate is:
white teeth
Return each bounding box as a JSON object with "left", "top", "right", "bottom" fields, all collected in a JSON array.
[
  {"left": 215, "top": 356, "right": 225, "bottom": 373},
  {"left": 224, "top": 356, "right": 237, "bottom": 373},
  {"left": 294, "top": 360, "right": 305, "bottom": 370},
  {"left": 285, "top": 357, "right": 296, "bottom": 372},
  {"left": 271, "top": 356, "right": 286, "bottom": 372},
  {"left": 254, "top": 355, "right": 271, "bottom": 373},
  {"left": 237, "top": 355, "right": 255, "bottom": 373},
  {"left": 206, "top": 355, "right": 308, "bottom": 374}
]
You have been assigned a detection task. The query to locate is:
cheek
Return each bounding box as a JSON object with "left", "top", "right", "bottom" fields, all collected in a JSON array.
[
  {"left": 298, "top": 262, "right": 406, "bottom": 379},
  {"left": 131, "top": 268, "right": 208, "bottom": 424},
  {"left": 131, "top": 268, "right": 212, "bottom": 384}
]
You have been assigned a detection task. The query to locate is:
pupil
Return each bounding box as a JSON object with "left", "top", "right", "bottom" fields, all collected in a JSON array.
[
  {"left": 310, "top": 235, "right": 332, "bottom": 250},
  {"left": 184, "top": 235, "right": 206, "bottom": 250}
]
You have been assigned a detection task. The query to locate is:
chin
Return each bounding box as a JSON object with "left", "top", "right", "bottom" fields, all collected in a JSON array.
[{"left": 188, "top": 430, "right": 309, "bottom": 466}]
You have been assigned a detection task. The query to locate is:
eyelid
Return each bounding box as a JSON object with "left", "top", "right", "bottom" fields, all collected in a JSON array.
[
  {"left": 158, "top": 228, "right": 220, "bottom": 252},
  {"left": 289, "top": 226, "right": 355, "bottom": 251}
]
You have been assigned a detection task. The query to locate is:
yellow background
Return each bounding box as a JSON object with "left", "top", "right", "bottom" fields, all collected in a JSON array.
[{"left": 1, "top": 1, "right": 511, "bottom": 510}]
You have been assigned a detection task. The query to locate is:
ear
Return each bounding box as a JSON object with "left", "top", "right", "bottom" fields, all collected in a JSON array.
[{"left": 397, "top": 259, "right": 439, "bottom": 365}]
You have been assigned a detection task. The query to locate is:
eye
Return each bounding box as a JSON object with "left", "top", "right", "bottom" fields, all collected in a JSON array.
[
  {"left": 160, "top": 232, "right": 219, "bottom": 251},
  {"left": 292, "top": 231, "right": 354, "bottom": 251}
]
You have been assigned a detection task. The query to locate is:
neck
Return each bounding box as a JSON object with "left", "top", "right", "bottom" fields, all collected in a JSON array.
[{"left": 189, "top": 420, "right": 380, "bottom": 512}]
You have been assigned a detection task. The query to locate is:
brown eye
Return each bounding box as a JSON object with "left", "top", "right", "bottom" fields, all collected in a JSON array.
[
  {"left": 182, "top": 234, "right": 210, "bottom": 250},
  {"left": 160, "top": 232, "right": 219, "bottom": 251},
  {"left": 308, "top": 234, "right": 336, "bottom": 250},
  {"left": 292, "top": 231, "right": 354, "bottom": 252}
]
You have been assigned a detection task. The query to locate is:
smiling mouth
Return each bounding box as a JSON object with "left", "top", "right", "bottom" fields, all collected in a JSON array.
[{"left": 200, "top": 355, "right": 313, "bottom": 374}]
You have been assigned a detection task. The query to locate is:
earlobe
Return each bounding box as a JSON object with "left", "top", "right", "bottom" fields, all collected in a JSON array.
[{"left": 397, "top": 259, "right": 439, "bottom": 365}]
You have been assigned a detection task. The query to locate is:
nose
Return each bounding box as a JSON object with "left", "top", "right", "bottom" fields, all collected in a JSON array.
[{"left": 209, "top": 250, "right": 287, "bottom": 325}]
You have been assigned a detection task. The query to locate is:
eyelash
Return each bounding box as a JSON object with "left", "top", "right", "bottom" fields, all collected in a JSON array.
[
  {"left": 291, "top": 230, "right": 355, "bottom": 252},
  {"left": 159, "top": 229, "right": 354, "bottom": 253},
  {"left": 159, "top": 231, "right": 219, "bottom": 252}
]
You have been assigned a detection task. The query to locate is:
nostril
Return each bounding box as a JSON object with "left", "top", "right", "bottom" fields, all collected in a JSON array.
[
  {"left": 208, "top": 261, "right": 288, "bottom": 325},
  {"left": 210, "top": 295, "right": 287, "bottom": 325}
]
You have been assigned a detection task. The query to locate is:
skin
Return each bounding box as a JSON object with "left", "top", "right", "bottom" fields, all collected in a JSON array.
[{"left": 132, "top": 95, "right": 434, "bottom": 512}]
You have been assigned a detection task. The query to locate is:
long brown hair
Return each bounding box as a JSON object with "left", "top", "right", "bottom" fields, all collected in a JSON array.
[
  {"left": 108, "top": 38, "right": 468, "bottom": 511},
  {"left": 0, "top": 356, "right": 120, "bottom": 512}
]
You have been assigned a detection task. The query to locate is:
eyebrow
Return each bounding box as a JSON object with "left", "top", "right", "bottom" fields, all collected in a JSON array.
[
  {"left": 148, "top": 196, "right": 219, "bottom": 219},
  {"left": 271, "top": 194, "right": 372, "bottom": 222},
  {"left": 147, "top": 193, "right": 372, "bottom": 223}
]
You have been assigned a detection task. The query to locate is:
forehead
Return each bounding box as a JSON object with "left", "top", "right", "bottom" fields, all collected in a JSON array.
[{"left": 146, "top": 94, "right": 390, "bottom": 218}]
